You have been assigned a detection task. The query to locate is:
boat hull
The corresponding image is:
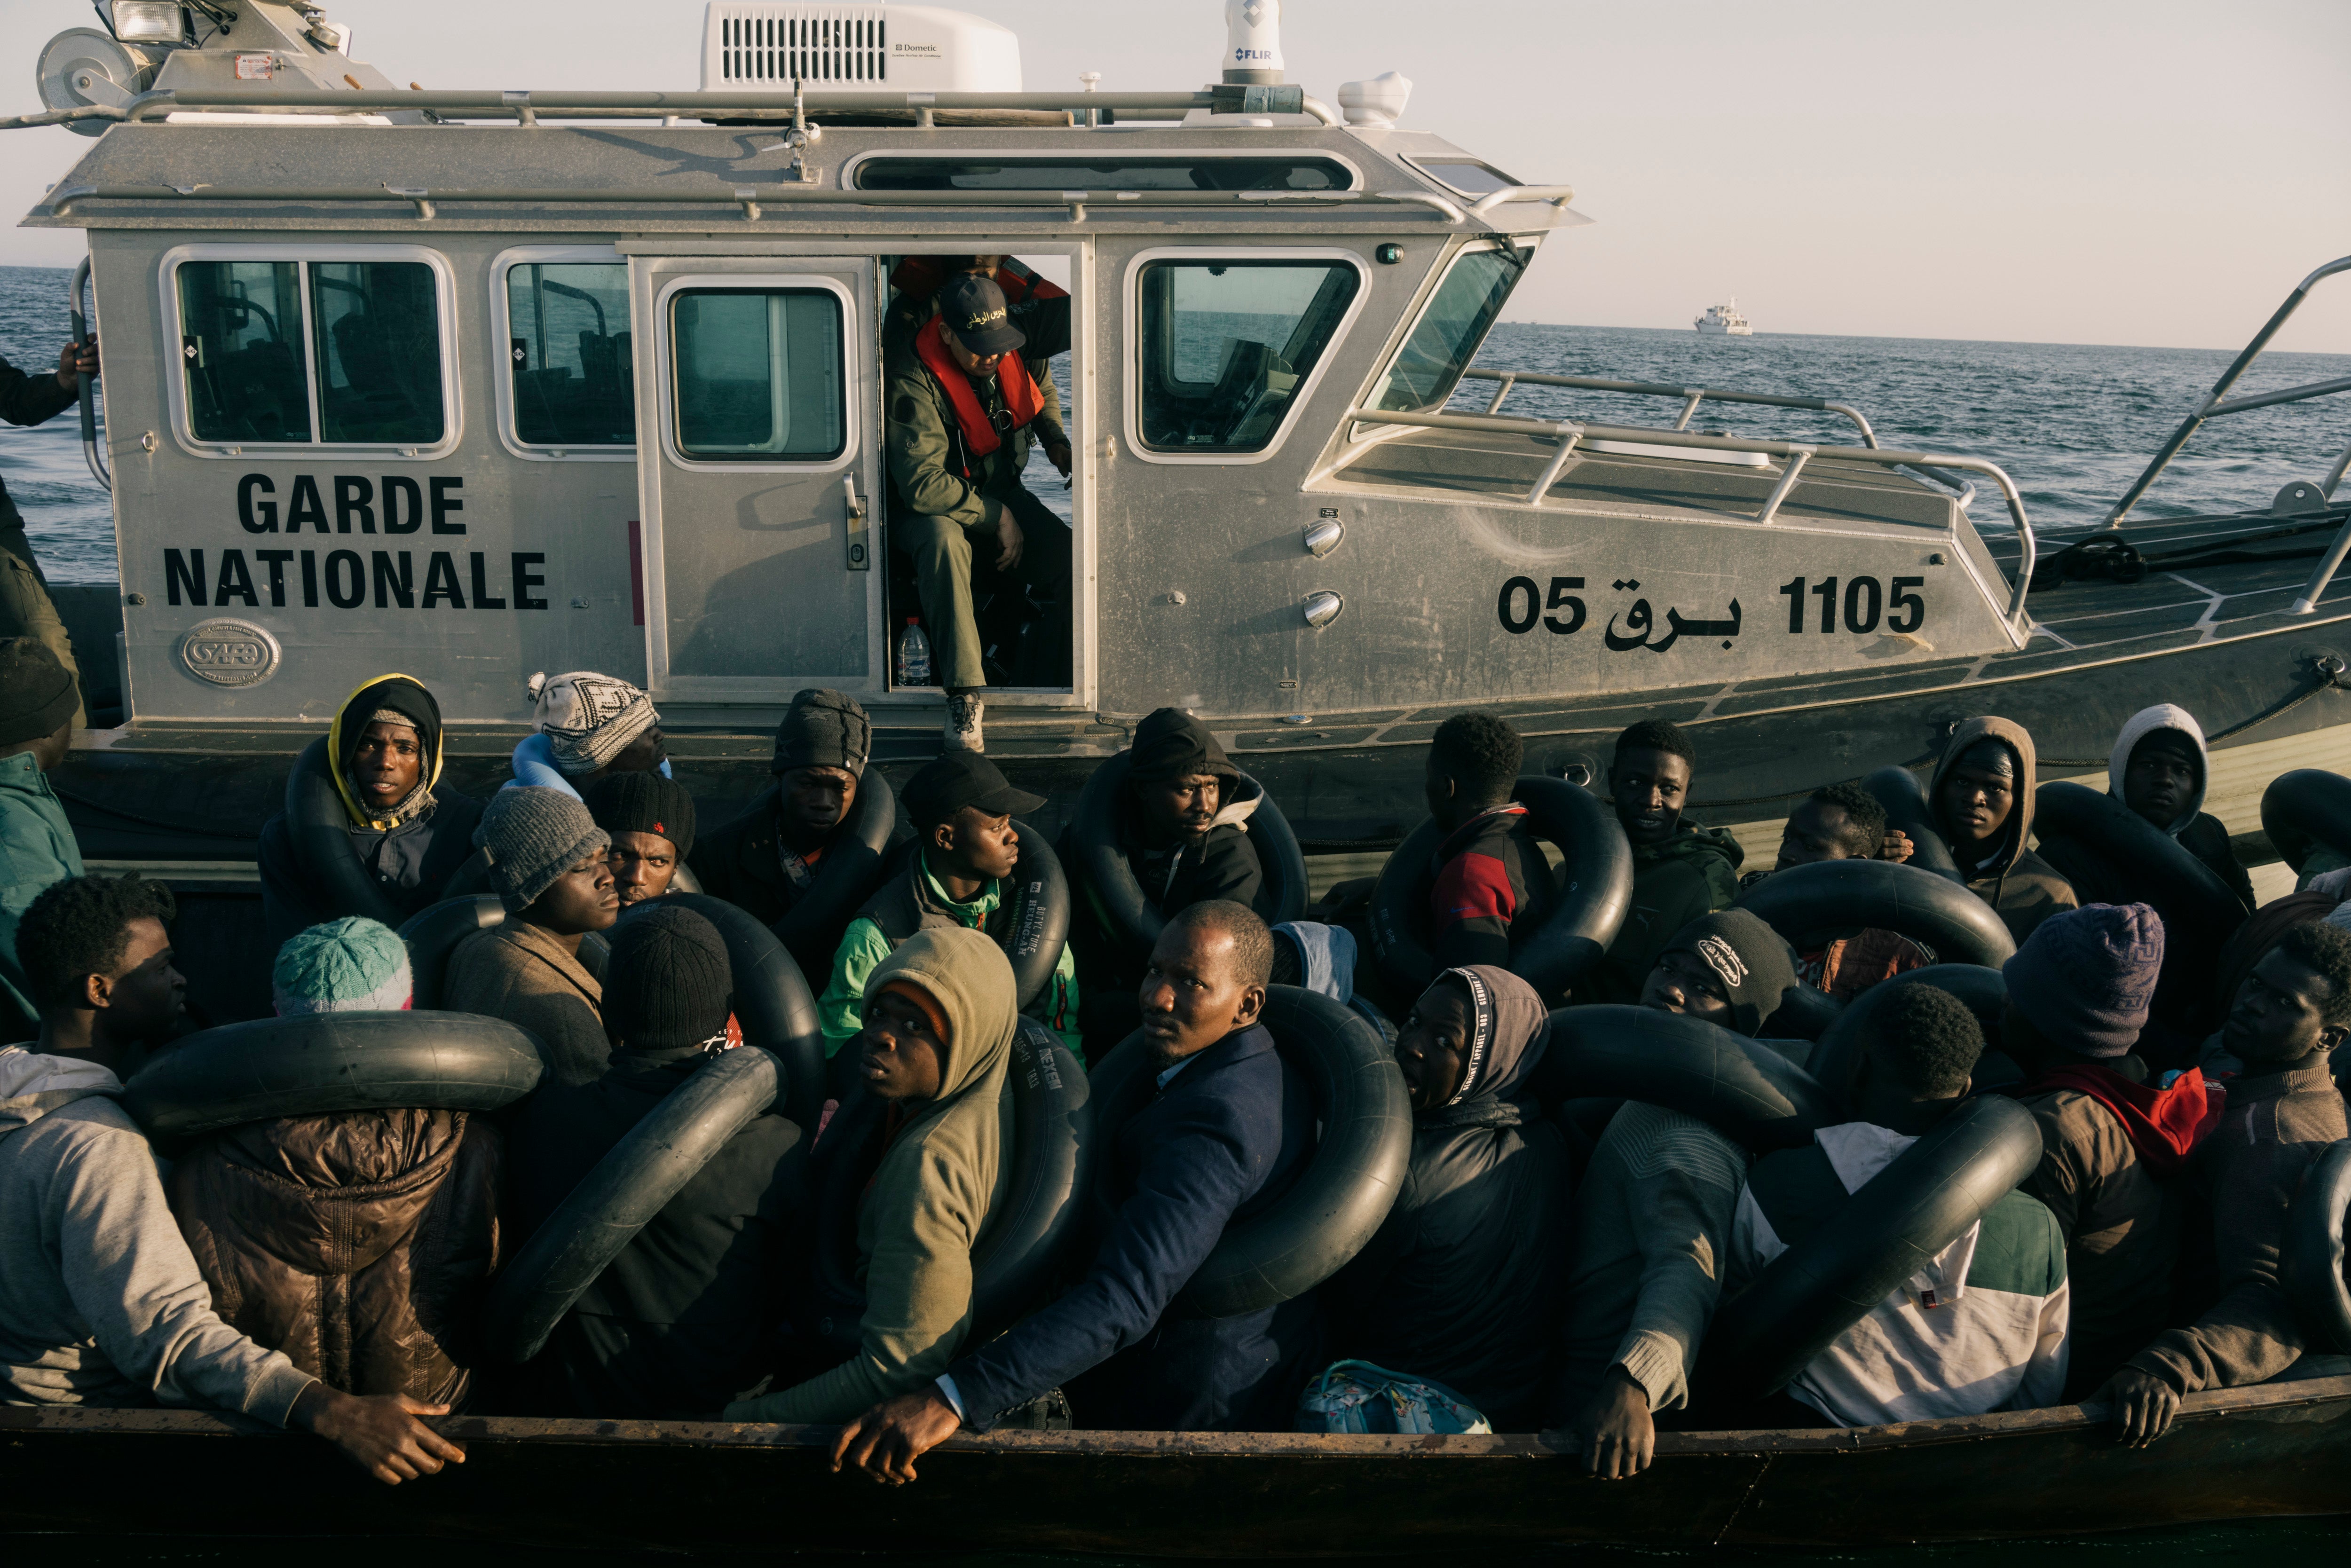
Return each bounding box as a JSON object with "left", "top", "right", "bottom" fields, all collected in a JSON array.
[{"left": 4, "top": 1377, "right": 2349, "bottom": 1554}]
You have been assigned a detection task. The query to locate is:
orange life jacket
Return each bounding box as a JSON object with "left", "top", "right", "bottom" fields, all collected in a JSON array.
[{"left": 915, "top": 315, "right": 1046, "bottom": 471}]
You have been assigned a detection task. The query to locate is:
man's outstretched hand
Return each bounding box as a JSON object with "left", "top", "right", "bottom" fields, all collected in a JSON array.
[
  {"left": 291, "top": 1382, "right": 466, "bottom": 1485},
  {"left": 831, "top": 1388, "right": 962, "bottom": 1486},
  {"left": 2096, "top": 1367, "right": 2179, "bottom": 1448},
  {"left": 1576, "top": 1366, "right": 1657, "bottom": 1481},
  {"left": 56, "top": 338, "right": 99, "bottom": 394}
]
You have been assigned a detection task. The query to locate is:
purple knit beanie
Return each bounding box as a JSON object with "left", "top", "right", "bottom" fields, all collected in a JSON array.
[{"left": 2001, "top": 902, "right": 2164, "bottom": 1057}]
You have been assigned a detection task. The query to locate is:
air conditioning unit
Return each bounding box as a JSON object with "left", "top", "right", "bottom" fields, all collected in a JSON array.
[{"left": 701, "top": 3, "right": 1022, "bottom": 91}]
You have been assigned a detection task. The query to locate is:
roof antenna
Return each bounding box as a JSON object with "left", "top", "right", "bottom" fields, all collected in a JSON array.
[{"left": 1223, "top": 0, "right": 1285, "bottom": 85}]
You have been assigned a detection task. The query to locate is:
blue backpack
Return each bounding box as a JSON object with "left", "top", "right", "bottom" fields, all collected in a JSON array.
[{"left": 1294, "top": 1359, "right": 1493, "bottom": 1435}]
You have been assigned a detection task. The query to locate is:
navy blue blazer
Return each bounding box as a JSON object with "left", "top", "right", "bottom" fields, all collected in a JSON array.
[{"left": 947, "top": 1022, "right": 1311, "bottom": 1427}]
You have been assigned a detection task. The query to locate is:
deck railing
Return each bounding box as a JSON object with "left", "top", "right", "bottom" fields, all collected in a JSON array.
[{"left": 1341, "top": 404, "right": 2038, "bottom": 624}]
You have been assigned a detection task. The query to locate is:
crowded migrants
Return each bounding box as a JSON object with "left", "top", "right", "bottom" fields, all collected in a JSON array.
[{"left": 6, "top": 641, "right": 2350, "bottom": 1498}]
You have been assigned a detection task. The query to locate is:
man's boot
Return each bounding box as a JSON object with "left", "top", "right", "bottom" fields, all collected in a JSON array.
[{"left": 945, "top": 690, "right": 985, "bottom": 753}]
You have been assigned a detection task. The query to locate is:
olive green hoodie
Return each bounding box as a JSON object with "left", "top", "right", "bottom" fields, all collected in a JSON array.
[
  {"left": 1928, "top": 716, "right": 2079, "bottom": 946},
  {"left": 727, "top": 925, "right": 1018, "bottom": 1423}
]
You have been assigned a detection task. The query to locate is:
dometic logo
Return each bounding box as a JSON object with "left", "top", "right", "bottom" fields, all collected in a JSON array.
[
  {"left": 178, "top": 618, "right": 281, "bottom": 688},
  {"left": 892, "top": 42, "right": 941, "bottom": 54}
]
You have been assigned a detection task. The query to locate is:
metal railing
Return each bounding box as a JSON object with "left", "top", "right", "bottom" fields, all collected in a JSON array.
[{"left": 1343, "top": 404, "right": 2038, "bottom": 622}]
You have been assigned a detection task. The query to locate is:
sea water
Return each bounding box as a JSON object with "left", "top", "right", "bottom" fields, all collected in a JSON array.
[{"left": 7, "top": 263, "right": 2347, "bottom": 589}]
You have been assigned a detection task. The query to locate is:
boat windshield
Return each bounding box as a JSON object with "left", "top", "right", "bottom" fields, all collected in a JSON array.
[
  {"left": 855, "top": 158, "right": 1353, "bottom": 191},
  {"left": 1372, "top": 244, "right": 1527, "bottom": 413},
  {"left": 1408, "top": 158, "right": 1520, "bottom": 196}
]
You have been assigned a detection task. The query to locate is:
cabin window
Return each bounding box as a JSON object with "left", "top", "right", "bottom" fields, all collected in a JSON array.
[
  {"left": 1373, "top": 245, "right": 1526, "bottom": 413},
  {"left": 173, "top": 256, "right": 448, "bottom": 448},
  {"left": 669, "top": 288, "right": 846, "bottom": 461},
  {"left": 855, "top": 157, "right": 1354, "bottom": 192},
  {"left": 1134, "top": 260, "right": 1360, "bottom": 454},
  {"left": 505, "top": 262, "right": 635, "bottom": 448},
  {"left": 1408, "top": 158, "right": 1521, "bottom": 197}
]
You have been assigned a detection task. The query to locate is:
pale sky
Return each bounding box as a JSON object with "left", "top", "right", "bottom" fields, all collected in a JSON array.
[{"left": 5, "top": 0, "right": 2346, "bottom": 351}]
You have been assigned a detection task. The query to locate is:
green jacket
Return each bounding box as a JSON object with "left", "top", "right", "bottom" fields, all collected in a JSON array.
[
  {"left": 728, "top": 927, "right": 1018, "bottom": 1425},
  {"left": 817, "top": 847, "right": 1080, "bottom": 1056},
  {"left": 0, "top": 751, "right": 83, "bottom": 1026},
  {"left": 1579, "top": 822, "right": 1744, "bottom": 1006},
  {"left": 884, "top": 346, "right": 1064, "bottom": 535}
]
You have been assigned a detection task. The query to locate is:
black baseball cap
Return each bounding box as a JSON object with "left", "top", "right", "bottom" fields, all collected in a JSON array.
[
  {"left": 938, "top": 273, "right": 1026, "bottom": 357},
  {"left": 903, "top": 750, "right": 1046, "bottom": 831}
]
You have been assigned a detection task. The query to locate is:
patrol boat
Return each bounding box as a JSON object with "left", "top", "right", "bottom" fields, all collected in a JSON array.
[
  {"left": 1695, "top": 299, "right": 1753, "bottom": 334},
  {"left": 9, "top": 0, "right": 2351, "bottom": 993}
]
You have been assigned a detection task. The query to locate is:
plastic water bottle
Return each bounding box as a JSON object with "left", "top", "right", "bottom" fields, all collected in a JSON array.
[{"left": 894, "top": 617, "right": 933, "bottom": 687}]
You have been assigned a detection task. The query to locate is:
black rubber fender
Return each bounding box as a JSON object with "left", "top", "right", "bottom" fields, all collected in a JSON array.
[
  {"left": 807, "top": 1020, "right": 1097, "bottom": 1349},
  {"left": 1807, "top": 963, "right": 2009, "bottom": 1110},
  {"left": 1368, "top": 774, "right": 1635, "bottom": 1000},
  {"left": 1862, "top": 764, "right": 1963, "bottom": 883},
  {"left": 1085, "top": 986, "right": 1411, "bottom": 1318},
  {"left": 285, "top": 735, "right": 404, "bottom": 928},
  {"left": 997, "top": 821, "right": 1074, "bottom": 1011},
  {"left": 122, "top": 1010, "right": 544, "bottom": 1142},
  {"left": 2285, "top": 1139, "right": 2351, "bottom": 1355},
  {"left": 1528, "top": 1005, "right": 1838, "bottom": 1151},
  {"left": 400, "top": 895, "right": 608, "bottom": 1009},
  {"left": 1736, "top": 858, "right": 2017, "bottom": 969},
  {"left": 1069, "top": 753, "right": 1309, "bottom": 962},
  {"left": 481, "top": 1043, "right": 784, "bottom": 1364},
  {"left": 2264, "top": 769, "right": 2351, "bottom": 877},
  {"left": 628, "top": 893, "right": 827, "bottom": 1133},
  {"left": 771, "top": 770, "right": 899, "bottom": 984},
  {"left": 1701, "top": 1092, "right": 2043, "bottom": 1402}
]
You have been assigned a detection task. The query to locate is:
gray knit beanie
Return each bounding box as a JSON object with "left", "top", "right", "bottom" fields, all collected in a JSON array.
[
  {"left": 605, "top": 904, "right": 734, "bottom": 1052},
  {"left": 474, "top": 786, "right": 611, "bottom": 911}
]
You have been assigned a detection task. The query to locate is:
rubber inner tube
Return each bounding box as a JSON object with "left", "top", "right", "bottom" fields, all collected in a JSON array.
[
  {"left": 1862, "top": 764, "right": 1963, "bottom": 883},
  {"left": 1368, "top": 774, "right": 1635, "bottom": 1001},
  {"left": 2264, "top": 769, "right": 2351, "bottom": 877},
  {"left": 1807, "top": 963, "right": 2010, "bottom": 1110},
  {"left": 1529, "top": 1004, "right": 1837, "bottom": 1151},
  {"left": 998, "top": 821, "right": 1073, "bottom": 1010},
  {"left": 628, "top": 892, "right": 826, "bottom": 1133},
  {"left": 400, "top": 895, "right": 608, "bottom": 1009},
  {"left": 771, "top": 769, "right": 900, "bottom": 984},
  {"left": 1084, "top": 986, "right": 1411, "bottom": 1318},
  {"left": 807, "top": 1019, "right": 1097, "bottom": 1351},
  {"left": 285, "top": 735, "right": 403, "bottom": 928},
  {"left": 2285, "top": 1138, "right": 2351, "bottom": 1356},
  {"left": 1068, "top": 753, "right": 1310, "bottom": 965},
  {"left": 481, "top": 1044, "right": 783, "bottom": 1364},
  {"left": 1700, "top": 1092, "right": 2043, "bottom": 1403},
  {"left": 122, "top": 1010, "right": 544, "bottom": 1143},
  {"left": 1736, "top": 858, "right": 2017, "bottom": 970},
  {"left": 1768, "top": 983, "right": 1846, "bottom": 1043}
]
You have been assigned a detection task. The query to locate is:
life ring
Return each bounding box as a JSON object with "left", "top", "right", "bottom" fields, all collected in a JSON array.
[
  {"left": 480, "top": 1043, "right": 783, "bottom": 1364},
  {"left": 1807, "top": 963, "right": 2009, "bottom": 1109},
  {"left": 1862, "top": 764, "right": 1964, "bottom": 883},
  {"left": 771, "top": 769, "right": 900, "bottom": 983},
  {"left": 1528, "top": 1004, "right": 1837, "bottom": 1151},
  {"left": 1367, "top": 775, "right": 1635, "bottom": 1001},
  {"left": 627, "top": 893, "right": 827, "bottom": 1133},
  {"left": 1085, "top": 987, "right": 1411, "bottom": 1319},
  {"left": 399, "top": 895, "right": 610, "bottom": 1009},
  {"left": 2035, "top": 780, "right": 2247, "bottom": 1016},
  {"left": 122, "top": 1010, "right": 544, "bottom": 1143},
  {"left": 1701, "top": 1092, "right": 2043, "bottom": 1403},
  {"left": 805, "top": 1019, "right": 1097, "bottom": 1351},
  {"left": 2284, "top": 1138, "right": 2351, "bottom": 1355},
  {"left": 999, "top": 822, "right": 1074, "bottom": 1010},
  {"left": 285, "top": 736, "right": 404, "bottom": 928},
  {"left": 2263, "top": 770, "right": 2351, "bottom": 877},
  {"left": 1736, "top": 858, "right": 2017, "bottom": 969},
  {"left": 1068, "top": 753, "right": 1310, "bottom": 964}
]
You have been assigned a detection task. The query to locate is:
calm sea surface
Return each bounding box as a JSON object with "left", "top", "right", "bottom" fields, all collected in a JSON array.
[
  {"left": 6, "top": 264, "right": 2349, "bottom": 587},
  {"left": 5, "top": 262, "right": 2350, "bottom": 1562}
]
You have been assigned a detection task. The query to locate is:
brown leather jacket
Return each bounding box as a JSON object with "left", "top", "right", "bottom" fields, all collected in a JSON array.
[{"left": 169, "top": 1108, "right": 503, "bottom": 1407}]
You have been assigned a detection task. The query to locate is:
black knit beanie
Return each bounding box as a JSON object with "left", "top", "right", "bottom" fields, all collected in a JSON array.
[
  {"left": 584, "top": 771, "right": 699, "bottom": 860},
  {"left": 1661, "top": 909, "right": 1801, "bottom": 1037},
  {"left": 604, "top": 904, "right": 733, "bottom": 1052}
]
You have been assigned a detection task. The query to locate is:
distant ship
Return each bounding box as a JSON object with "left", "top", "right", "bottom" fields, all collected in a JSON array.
[{"left": 1694, "top": 299, "right": 1753, "bottom": 334}]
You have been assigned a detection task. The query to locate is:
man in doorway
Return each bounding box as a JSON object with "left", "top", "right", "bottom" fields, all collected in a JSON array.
[
  {"left": 886, "top": 275, "right": 1073, "bottom": 753},
  {"left": 1, "top": 339, "right": 99, "bottom": 730}
]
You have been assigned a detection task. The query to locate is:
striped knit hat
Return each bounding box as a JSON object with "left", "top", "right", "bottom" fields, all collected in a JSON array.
[{"left": 273, "top": 917, "right": 413, "bottom": 1015}]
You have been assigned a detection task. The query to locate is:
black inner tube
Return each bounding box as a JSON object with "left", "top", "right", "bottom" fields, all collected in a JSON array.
[
  {"left": 481, "top": 1044, "right": 784, "bottom": 1365},
  {"left": 1529, "top": 1004, "right": 1837, "bottom": 1151},
  {"left": 1368, "top": 774, "right": 1635, "bottom": 1001},
  {"left": 285, "top": 735, "right": 404, "bottom": 928},
  {"left": 1862, "top": 764, "right": 1963, "bottom": 884},
  {"left": 772, "top": 770, "right": 900, "bottom": 985},
  {"left": 1736, "top": 858, "right": 2017, "bottom": 969},
  {"left": 122, "top": 1010, "right": 544, "bottom": 1143},
  {"left": 628, "top": 893, "right": 827, "bottom": 1132},
  {"left": 997, "top": 822, "right": 1073, "bottom": 1010},
  {"left": 2264, "top": 769, "right": 2351, "bottom": 876},
  {"left": 1700, "top": 1092, "right": 2043, "bottom": 1403},
  {"left": 2285, "top": 1138, "right": 2351, "bottom": 1356},
  {"left": 1085, "top": 987, "right": 1412, "bottom": 1318}
]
